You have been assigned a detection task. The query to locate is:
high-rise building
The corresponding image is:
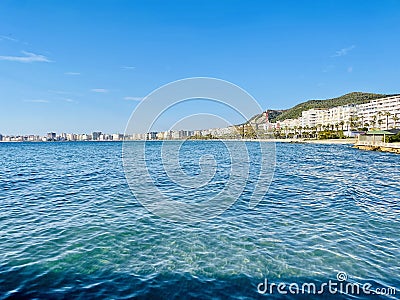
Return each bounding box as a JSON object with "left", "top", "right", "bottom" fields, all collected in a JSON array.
[
  {"left": 47, "top": 132, "right": 56, "bottom": 141},
  {"left": 301, "top": 109, "right": 324, "bottom": 128},
  {"left": 279, "top": 95, "right": 400, "bottom": 131},
  {"left": 146, "top": 132, "right": 157, "bottom": 140},
  {"left": 92, "top": 131, "right": 102, "bottom": 140},
  {"left": 357, "top": 95, "right": 400, "bottom": 130}
]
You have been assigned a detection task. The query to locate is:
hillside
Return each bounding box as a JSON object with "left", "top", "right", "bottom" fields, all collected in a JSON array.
[
  {"left": 247, "top": 109, "right": 284, "bottom": 125},
  {"left": 271, "top": 92, "right": 388, "bottom": 122}
]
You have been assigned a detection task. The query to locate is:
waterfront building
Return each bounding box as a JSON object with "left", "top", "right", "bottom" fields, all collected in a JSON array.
[
  {"left": 130, "top": 133, "right": 145, "bottom": 140},
  {"left": 329, "top": 104, "right": 357, "bottom": 128},
  {"left": 27, "top": 135, "right": 38, "bottom": 141},
  {"left": 171, "top": 131, "right": 180, "bottom": 139},
  {"left": 156, "top": 132, "right": 166, "bottom": 140},
  {"left": 47, "top": 132, "right": 56, "bottom": 141},
  {"left": 357, "top": 95, "right": 400, "bottom": 130},
  {"left": 59, "top": 133, "right": 67, "bottom": 141},
  {"left": 193, "top": 130, "right": 202, "bottom": 137},
  {"left": 92, "top": 131, "right": 102, "bottom": 140},
  {"left": 278, "top": 118, "right": 301, "bottom": 131},
  {"left": 279, "top": 95, "right": 400, "bottom": 132},
  {"left": 358, "top": 130, "right": 395, "bottom": 145},
  {"left": 146, "top": 132, "right": 157, "bottom": 140},
  {"left": 111, "top": 133, "right": 123, "bottom": 141},
  {"left": 66, "top": 133, "right": 77, "bottom": 141},
  {"left": 301, "top": 108, "right": 323, "bottom": 128},
  {"left": 79, "top": 134, "right": 89, "bottom": 141}
]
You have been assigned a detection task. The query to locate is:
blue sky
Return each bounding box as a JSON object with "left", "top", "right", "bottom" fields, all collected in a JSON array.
[{"left": 1, "top": 0, "right": 400, "bottom": 134}]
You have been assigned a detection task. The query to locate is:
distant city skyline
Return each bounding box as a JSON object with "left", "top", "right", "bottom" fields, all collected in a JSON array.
[
  {"left": 2, "top": 93, "right": 399, "bottom": 142},
  {"left": 1, "top": 0, "right": 400, "bottom": 135}
]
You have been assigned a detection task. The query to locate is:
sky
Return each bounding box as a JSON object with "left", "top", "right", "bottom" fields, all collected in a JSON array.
[{"left": 1, "top": 0, "right": 400, "bottom": 135}]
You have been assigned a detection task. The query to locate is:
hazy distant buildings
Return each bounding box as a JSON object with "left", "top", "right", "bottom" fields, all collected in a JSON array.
[
  {"left": 47, "top": 132, "right": 56, "bottom": 141},
  {"left": 2, "top": 95, "right": 400, "bottom": 143},
  {"left": 92, "top": 131, "right": 102, "bottom": 140},
  {"left": 66, "top": 133, "right": 77, "bottom": 141},
  {"left": 146, "top": 132, "right": 157, "bottom": 140},
  {"left": 130, "top": 133, "right": 145, "bottom": 140}
]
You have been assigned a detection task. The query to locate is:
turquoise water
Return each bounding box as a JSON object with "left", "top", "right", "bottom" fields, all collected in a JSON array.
[{"left": 0, "top": 141, "right": 399, "bottom": 299}]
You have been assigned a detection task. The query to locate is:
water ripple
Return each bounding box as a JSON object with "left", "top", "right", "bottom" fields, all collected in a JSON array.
[{"left": 0, "top": 142, "right": 398, "bottom": 299}]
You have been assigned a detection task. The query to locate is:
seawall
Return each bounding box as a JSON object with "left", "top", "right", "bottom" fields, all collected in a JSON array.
[{"left": 353, "top": 143, "right": 400, "bottom": 154}]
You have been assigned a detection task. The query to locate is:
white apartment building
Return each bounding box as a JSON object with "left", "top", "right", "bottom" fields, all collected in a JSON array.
[
  {"left": 112, "top": 133, "right": 124, "bottom": 140},
  {"left": 357, "top": 95, "right": 400, "bottom": 130},
  {"left": 301, "top": 109, "right": 324, "bottom": 128},
  {"left": 299, "top": 106, "right": 356, "bottom": 130},
  {"left": 280, "top": 95, "right": 400, "bottom": 131},
  {"left": 263, "top": 123, "right": 280, "bottom": 131},
  {"left": 156, "top": 131, "right": 174, "bottom": 140},
  {"left": 66, "top": 133, "right": 77, "bottom": 141},
  {"left": 328, "top": 104, "right": 357, "bottom": 128},
  {"left": 130, "top": 133, "right": 145, "bottom": 140},
  {"left": 278, "top": 118, "right": 301, "bottom": 129}
]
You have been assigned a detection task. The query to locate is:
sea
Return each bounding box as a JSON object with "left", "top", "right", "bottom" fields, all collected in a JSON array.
[{"left": 0, "top": 141, "right": 399, "bottom": 299}]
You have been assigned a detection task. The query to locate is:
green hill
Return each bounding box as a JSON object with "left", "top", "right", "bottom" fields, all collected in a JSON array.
[{"left": 271, "top": 92, "right": 389, "bottom": 122}]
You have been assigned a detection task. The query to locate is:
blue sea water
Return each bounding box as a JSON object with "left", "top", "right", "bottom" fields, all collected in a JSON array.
[{"left": 0, "top": 141, "right": 399, "bottom": 299}]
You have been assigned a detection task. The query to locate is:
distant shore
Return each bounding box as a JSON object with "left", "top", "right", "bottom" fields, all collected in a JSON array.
[
  {"left": 3, "top": 138, "right": 400, "bottom": 154},
  {"left": 0, "top": 138, "right": 358, "bottom": 144}
]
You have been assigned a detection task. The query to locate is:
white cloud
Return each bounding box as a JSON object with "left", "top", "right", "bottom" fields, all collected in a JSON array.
[
  {"left": 121, "top": 66, "right": 136, "bottom": 70},
  {"left": 24, "top": 99, "right": 50, "bottom": 103},
  {"left": 48, "top": 90, "right": 83, "bottom": 97},
  {"left": 0, "top": 35, "right": 18, "bottom": 42},
  {"left": 124, "top": 96, "right": 143, "bottom": 101},
  {"left": 91, "top": 88, "right": 109, "bottom": 93},
  {"left": 347, "top": 66, "right": 353, "bottom": 73},
  {"left": 0, "top": 51, "right": 52, "bottom": 63},
  {"left": 62, "top": 98, "right": 77, "bottom": 103},
  {"left": 65, "top": 72, "right": 80, "bottom": 75},
  {"left": 332, "top": 45, "right": 355, "bottom": 57}
]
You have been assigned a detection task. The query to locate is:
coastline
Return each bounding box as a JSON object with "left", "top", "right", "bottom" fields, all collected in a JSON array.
[
  {"left": 0, "top": 138, "right": 358, "bottom": 144},
  {"left": 2, "top": 138, "right": 400, "bottom": 155},
  {"left": 353, "top": 142, "right": 400, "bottom": 154}
]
